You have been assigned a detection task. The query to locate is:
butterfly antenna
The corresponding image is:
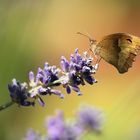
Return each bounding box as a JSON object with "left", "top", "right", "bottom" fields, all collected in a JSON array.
[
  {"left": 77, "top": 32, "right": 97, "bottom": 50},
  {"left": 77, "top": 32, "right": 93, "bottom": 42},
  {"left": 77, "top": 32, "right": 91, "bottom": 39},
  {"left": 96, "top": 57, "right": 102, "bottom": 64}
]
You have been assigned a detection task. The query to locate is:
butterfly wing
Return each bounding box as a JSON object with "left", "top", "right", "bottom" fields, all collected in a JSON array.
[{"left": 96, "top": 33, "right": 140, "bottom": 73}]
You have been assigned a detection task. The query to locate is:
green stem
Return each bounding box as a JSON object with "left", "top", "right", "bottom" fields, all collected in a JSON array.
[{"left": 0, "top": 101, "right": 14, "bottom": 111}]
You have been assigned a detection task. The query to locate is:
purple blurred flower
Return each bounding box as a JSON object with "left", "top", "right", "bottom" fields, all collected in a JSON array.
[
  {"left": 8, "top": 79, "right": 34, "bottom": 106},
  {"left": 23, "top": 129, "right": 41, "bottom": 140},
  {"left": 46, "top": 111, "right": 81, "bottom": 140},
  {"left": 76, "top": 106, "right": 104, "bottom": 133},
  {"left": 23, "top": 105, "right": 104, "bottom": 140}
]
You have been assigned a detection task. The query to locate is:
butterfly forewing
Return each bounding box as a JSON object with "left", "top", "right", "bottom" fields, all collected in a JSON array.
[{"left": 95, "top": 33, "right": 140, "bottom": 73}]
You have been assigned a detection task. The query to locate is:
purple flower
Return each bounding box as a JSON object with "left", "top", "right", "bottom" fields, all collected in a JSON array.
[
  {"left": 8, "top": 49, "right": 99, "bottom": 107},
  {"left": 23, "top": 129, "right": 41, "bottom": 140},
  {"left": 23, "top": 105, "right": 104, "bottom": 140},
  {"left": 76, "top": 106, "right": 104, "bottom": 133},
  {"left": 29, "top": 63, "right": 61, "bottom": 89},
  {"left": 28, "top": 86, "right": 63, "bottom": 107},
  {"left": 60, "top": 56, "right": 70, "bottom": 72},
  {"left": 36, "top": 63, "right": 60, "bottom": 86},
  {"left": 46, "top": 111, "right": 81, "bottom": 140},
  {"left": 29, "top": 71, "right": 38, "bottom": 87},
  {"left": 8, "top": 79, "right": 34, "bottom": 106},
  {"left": 60, "top": 49, "right": 97, "bottom": 95},
  {"left": 28, "top": 63, "right": 63, "bottom": 106}
]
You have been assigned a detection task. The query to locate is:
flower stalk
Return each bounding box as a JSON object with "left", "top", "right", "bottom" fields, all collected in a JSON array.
[{"left": 0, "top": 101, "right": 14, "bottom": 111}]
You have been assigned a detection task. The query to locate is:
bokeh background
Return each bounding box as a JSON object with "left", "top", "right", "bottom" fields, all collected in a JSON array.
[{"left": 0, "top": 0, "right": 140, "bottom": 140}]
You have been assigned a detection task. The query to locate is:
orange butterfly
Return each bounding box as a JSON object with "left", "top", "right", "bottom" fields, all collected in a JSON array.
[{"left": 78, "top": 32, "right": 140, "bottom": 73}]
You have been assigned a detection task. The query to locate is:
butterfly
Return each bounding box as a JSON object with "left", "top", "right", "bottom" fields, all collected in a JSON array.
[{"left": 78, "top": 32, "right": 140, "bottom": 74}]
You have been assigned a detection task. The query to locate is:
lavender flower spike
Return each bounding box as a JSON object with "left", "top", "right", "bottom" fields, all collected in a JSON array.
[{"left": 5, "top": 48, "right": 99, "bottom": 109}]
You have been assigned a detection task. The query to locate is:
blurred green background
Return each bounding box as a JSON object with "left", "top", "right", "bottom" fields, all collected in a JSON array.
[{"left": 1, "top": 0, "right": 140, "bottom": 139}]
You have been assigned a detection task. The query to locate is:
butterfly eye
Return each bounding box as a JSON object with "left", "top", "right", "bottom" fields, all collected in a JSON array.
[{"left": 126, "top": 38, "right": 132, "bottom": 43}]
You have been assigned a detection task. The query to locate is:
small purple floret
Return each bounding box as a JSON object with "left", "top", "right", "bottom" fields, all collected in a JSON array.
[
  {"left": 60, "top": 49, "right": 97, "bottom": 95},
  {"left": 8, "top": 79, "right": 34, "bottom": 106}
]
